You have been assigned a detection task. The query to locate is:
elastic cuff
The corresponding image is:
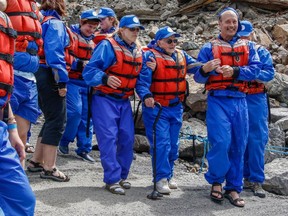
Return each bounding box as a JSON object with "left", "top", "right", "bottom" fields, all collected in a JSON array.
[
  {"left": 102, "top": 74, "right": 108, "bottom": 85},
  {"left": 58, "top": 82, "right": 66, "bottom": 89},
  {"left": 8, "top": 123, "right": 17, "bottom": 130},
  {"left": 232, "top": 67, "right": 240, "bottom": 78},
  {"left": 200, "top": 66, "right": 210, "bottom": 77},
  {"left": 143, "top": 94, "right": 153, "bottom": 101}
]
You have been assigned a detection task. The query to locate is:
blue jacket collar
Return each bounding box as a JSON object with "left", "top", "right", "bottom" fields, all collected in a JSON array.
[{"left": 41, "top": 9, "right": 61, "bottom": 20}]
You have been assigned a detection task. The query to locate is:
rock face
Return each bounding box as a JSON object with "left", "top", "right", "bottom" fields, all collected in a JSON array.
[{"left": 264, "top": 158, "right": 288, "bottom": 195}]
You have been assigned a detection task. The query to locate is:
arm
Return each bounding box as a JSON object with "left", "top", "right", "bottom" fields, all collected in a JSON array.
[
  {"left": 256, "top": 47, "right": 275, "bottom": 82},
  {"left": 82, "top": 40, "right": 117, "bottom": 87},
  {"left": 193, "top": 43, "right": 222, "bottom": 83},
  {"left": 43, "top": 19, "right": 69, "bottom": 84},
  {"left": 135, "top": 51, "right": 155, "bottom": 107},
  {"left": 6, "top": 104, "right": 25, "bottom": 162},
  {"left": 232, "top": 41, "right": 262, "bottom": 81}
]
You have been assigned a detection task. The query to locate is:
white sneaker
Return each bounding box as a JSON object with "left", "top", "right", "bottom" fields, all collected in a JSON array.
[
  {"left": 156, "top": 178, "right": 171, "bottom": 194},
  {"left": 168, "top": 178, "right": 178, "bottom": 189}
]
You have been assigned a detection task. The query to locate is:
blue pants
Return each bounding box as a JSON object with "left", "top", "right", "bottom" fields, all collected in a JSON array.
[
  {"left": 0, "top": 121, "right": 35, "bottom": 216},
  {"left": 142, "top": 103, "right": 183, "bottom": 182},
  {"left": 60, "top": 79, "right": 93, "bottom": 154},
  {"left": 91, "top": 95, "right": 134, "bottom": 184},
  {"left": 205, "top": 96, "right": 248, "bottom": 193},
  {"left": 244, "top": 93, "right": 268, "bottom": 183},
  {"left": 10, "top": 75, "right": 39, "bottom": 123}
]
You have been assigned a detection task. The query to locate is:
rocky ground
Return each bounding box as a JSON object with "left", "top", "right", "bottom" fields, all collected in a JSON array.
[{"left": 27, "top": 123, "right": 288, "bottom": 216}]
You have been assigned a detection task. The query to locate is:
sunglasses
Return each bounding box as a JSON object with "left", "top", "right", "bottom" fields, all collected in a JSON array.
[
  {"left": 164, "top": 39, "right": 178, "bottom": 44},
  {"left": 128, "top": 27, "right": 140, "bottom": 32}
]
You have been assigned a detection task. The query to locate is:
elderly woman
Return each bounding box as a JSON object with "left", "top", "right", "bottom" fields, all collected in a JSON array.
[
  {"left": 28, "top": 0, "right": 74, "bottom": 182},
  {"left": 83, "top": 15, "right": 144, "bottom": 195}
]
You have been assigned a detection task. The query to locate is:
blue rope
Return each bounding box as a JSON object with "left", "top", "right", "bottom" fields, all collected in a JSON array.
[{"left": 179, "top": 126, "right": 209, "bottom": 173}]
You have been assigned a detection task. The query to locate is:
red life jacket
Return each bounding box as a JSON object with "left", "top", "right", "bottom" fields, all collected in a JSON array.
[
  {"left": 39, "top": 16, "right": 75, "bottom": 72},
  {"left": 205, "top": 38, "right": 249, "bottom": 93},
  {"left": 247, "top": 81, "right": 266, "bottom": 94},
  {"left": 5, "top": 0, "right": 43, "bottom": 56},
  {"left": 69, "top": 32, "right": 95, "bottom": 79},
  {"left": 0, "top": 11, "right": 17, "bottom": 106},
  {"left": 92, "top": 32, "right": 107, "bottom": 45},
  {"left": 150, "top": 49, "right": 187, "bottom": 106},
  {"left": 94, "top": 38, "right": 142, "bottom": 99}
]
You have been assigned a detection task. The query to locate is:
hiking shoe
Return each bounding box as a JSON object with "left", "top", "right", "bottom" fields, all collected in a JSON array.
[
  {"left": 156, "top": 178, "right": 171, "bottom": 194},
  {"left": 243, "top": 178, "right": 253, "bottom": 189},
  {"left": 251, "top": 183, "right": 266, "bottom": 198},
  {"left": 76, "top": 152, "right": 95, "bottom": 164},
  {"left": 168, "top": 178, "right": 178, "bottom": 189},
  {"left": 58, "top": 145, "right": 69, "bottom": 155}
]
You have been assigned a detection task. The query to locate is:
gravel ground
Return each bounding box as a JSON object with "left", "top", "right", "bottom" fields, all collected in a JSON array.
[{"left": 26, "top": 122, "right": 288, "bottom": 216}]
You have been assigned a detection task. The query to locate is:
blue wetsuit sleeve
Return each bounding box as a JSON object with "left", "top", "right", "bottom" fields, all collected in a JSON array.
[
  {"left": 82, "top": 40, "right": 116, "bottom": 87},
  {"left": 43, "top": 19, "right": 69, "bottom": 83},
  {"left": 256, "top": 47, "right": 275, "bottom": 82},
  {"left": 135, "top": 51, "right": 154, "bottom": 100}
]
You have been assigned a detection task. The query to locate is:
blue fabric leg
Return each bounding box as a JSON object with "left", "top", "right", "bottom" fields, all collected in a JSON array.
[
  {"left": 60, "top": 82, "right": 82, "bottom": 147},
  {"left": 91, "top": 95, "right": 122, "bottom": 184},
  {"left": 244, "top": 93, "right": 268, "bottom": 183},
  {"left": 0, "top": 121, "right": 36, "bottom": 216},
  {"left": 143, "top": 105, "right": 171, "bottom": 182}
]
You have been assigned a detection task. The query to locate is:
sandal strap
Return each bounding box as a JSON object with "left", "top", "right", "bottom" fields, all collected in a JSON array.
[{"left": 27, "top": 159, "right": 41, "bottom": 167}]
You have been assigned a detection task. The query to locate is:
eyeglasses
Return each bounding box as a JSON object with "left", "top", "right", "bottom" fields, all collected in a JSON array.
[
  {"left": 128, "top": 27, "right": 140, "bottom": 32},
  {"left": 164, "top": 39, "right": 178, "bottom": 44}
]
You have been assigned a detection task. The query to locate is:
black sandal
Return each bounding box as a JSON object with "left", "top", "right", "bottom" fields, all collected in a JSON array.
[
  {"left": 224, "top": 190, "right": 245, "bottom": 207},
  {"left": 210, "top": 183, "right": 224, "bottom": 202},
  {"left": 40, "top": 168, "right": 70, "bottom": 182},
  {"left": 27, "top": 159, "right": 44, "bottom": 172}
]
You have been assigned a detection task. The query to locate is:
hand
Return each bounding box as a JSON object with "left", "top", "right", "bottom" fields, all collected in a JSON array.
[
  {"left": 107, "top": 76, "right": 121, "bottom": 89},
  {"left": 58, "top": 88, "right": 67, "bottom": 97},
  {"left": 144, "top": 97, "right": 155, "bottom": 108},
  {"left": 221, "top": 65, "right": 234, "bottom": 77},
  {"left": 202, "top": 58, "right": 221, "bottom": 73},
  {"left": 9, "top": 129, "right": 26, "bottom": 162},
  {"left": 146, "top": 57, "right": 156, "bottom": 71}
]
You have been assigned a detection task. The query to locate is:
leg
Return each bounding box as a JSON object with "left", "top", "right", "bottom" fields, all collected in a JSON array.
[
  {"left": 205, "top": 96, "right": 233, "bottom": 185},
  {"left": 143, "top": 105, "right": 171, "bottom": 182},
  {"left": 60, "top": 82, "right": 82, "bottom": 149},
  {"left": 117, "top": 100, "right": 134, "bottom": 180},
  {"left": 225, "top": 98, "right": 248, "bottom": 193},
  {"left": 91, "top": 95, "right": 121, "bottom": 184},
  {"left": 76, "top": 85, "right": 93, "bottom": 154}
]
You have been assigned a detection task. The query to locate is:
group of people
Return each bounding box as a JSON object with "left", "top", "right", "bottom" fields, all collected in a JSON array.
[{"left": 0, "top": 0, "right": 274, "bottom": 215}]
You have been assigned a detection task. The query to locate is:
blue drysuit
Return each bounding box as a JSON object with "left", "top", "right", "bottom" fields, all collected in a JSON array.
[
  {"left": 244, "top": 46, "right": 275, "bottom": 183},
  {"left": 0, "top": 121, "right": 35, "bottom": 216},
  {"left": 83, "top": 35, "right": 137, "bottom": 184},
  {"left": 60, "top": 24, "right": 94, "bottom": 154},
  {"left": 136, "top": 44, "right": 198, "bottom": 182},
  {"left": 194, "top": 35, "right": 262, "bottom": 192}
]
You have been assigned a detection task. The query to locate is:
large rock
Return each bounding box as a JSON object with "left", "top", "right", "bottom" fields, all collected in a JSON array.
[
  {"left": 179, "top": 118, "right": 207, "bottom": 160},
  {"left": 272, "top": 24, "right": 288, "bottom": 48},
  {"left": 263, "top": 158, "right": 288, "bottom": 196}
]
